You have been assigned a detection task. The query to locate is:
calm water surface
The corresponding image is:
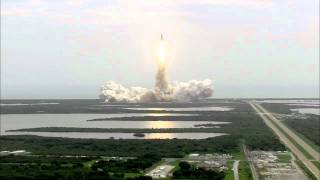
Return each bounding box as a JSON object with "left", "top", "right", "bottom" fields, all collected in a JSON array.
[
  {"left": 4, "top": 131, "right": 227, "bottom": 139},
  {"left": 125, "top": 107, "right": 233, "bottom": 111},
  {"left": 1, "top": 114, "right": 229, "bottom": 134},
  {"left": 291, "top": 108, "right": 320, "bottom": 115}
]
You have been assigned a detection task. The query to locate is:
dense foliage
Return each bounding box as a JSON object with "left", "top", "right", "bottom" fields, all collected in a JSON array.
[
  {"left": 92, "top": 154, "right": 160, "bottom": 173},
  {"left": 284, "top": 115, "right": 320, "bottom": 146},
  {"left": 172, "top": 161, "right": 225, "bottom": 179},
  {"left": 1, "top": 99, "right": 247, "bottom": 114},
  {"left": 0, "top": 135, "right": 239, "bottom": 157},
  {"left": 262, "top": 102, "right": 320, "bottom": 146},
  {"left": 0, "top": 154, "right": 157, "bottom": 180}
]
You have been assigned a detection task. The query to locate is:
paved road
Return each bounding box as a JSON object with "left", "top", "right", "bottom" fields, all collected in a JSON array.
[
  {"left": 146, "top": 165, "right": 174, "bottom": 178},
  {"left": 250, "top": 102, "right": 320, "bottom": 179},
  {"left": 243, "top": 145, "right": 259, "bottom": 180},
  {"left": 232, "top": 160, "right": 240, "bottom": 180},
  {"left": 290, "top": 153, "right": 309, "bottom": 180},
  {"left": 256, "top": 103, "right": 320, "bottom": 161}
]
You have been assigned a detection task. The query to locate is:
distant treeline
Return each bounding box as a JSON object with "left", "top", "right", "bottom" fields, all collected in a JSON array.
[{"left": 0, "top": 99, "right": 251, "bottom": 114}]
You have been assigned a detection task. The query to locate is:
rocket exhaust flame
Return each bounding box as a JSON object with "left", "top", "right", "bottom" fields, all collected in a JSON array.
[
  {"left": 100, "top": 34, "right": 213, "bottom": 103},
  {"left": 158, "top": 35, "right": 166, "bottom": 67}
]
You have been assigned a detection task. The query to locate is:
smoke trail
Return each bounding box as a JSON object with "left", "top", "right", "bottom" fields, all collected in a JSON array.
[
  {"left": 155, "top": 66, "right": 169, "bottom": 93},
  {"left": 154, "top": 65, "right": 173, "bottom": 102}
]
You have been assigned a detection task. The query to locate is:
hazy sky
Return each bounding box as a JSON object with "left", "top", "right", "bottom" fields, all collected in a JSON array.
[{"left": 1, "top": 0, "right": 319, "bottom": 99}]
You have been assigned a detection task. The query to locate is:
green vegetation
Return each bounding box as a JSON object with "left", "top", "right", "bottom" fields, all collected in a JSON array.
[
  {"left": 238, "top": 161, "right": 252, "bottom": 180},
  {"left": 284, "top": 116, "right": 320, "bottom": 146},
  {"left": 280, "top": 122, "right": 320, "bottom": 154},
  {"left": 311, "top": 161, "right": 320, "bottom": 170},
  {"left": 5, "top": 108, "right": 286, "bottom": 152},
  {"left": 0, "top": 155, "right": 100, "bottom": 163},
  {"left": 133, "top": 133, "right": 146, "bottom": 137},
  {"left": 0, "top": 156, "right": 92, "bottom": 179},
  {"left": 2, "top": 101, "right": 287, "bottom": 158},
  {"left": 0, "top": 135, "right": 240, "bottom": 157},
  {"left": 223, "top": 161, "right": 235, "bottom": 180},
  {"left": 262, "top": 102, "right": 320, "bottom": 147},
  {"left": 231, "top": 148, "right": 246, "bottom": 161},
  {"left": 0, "top": 152, "right": 242, "bottom": 179},
  {"left": 0, "top": 162, "right": 85, "bottom": 179},
  {"left": 1, "top": 99, "right": 249, "bottom": 114},
  {"left": 87, "top": 154, "right": 160, "bottom": 179},
  {"left": 261, "top": 113, "right": 320, "bottom": 175},
  {"left": 172, "top": 161, "right": 225, "bottom": 179},
  {"left": 0, "top": 154, "right": 159, "bottom": 180},
  {"left": 0, "top": 100, "right": 290, "bottom": 179},
  {"left": 264, "top": 112, "right": 314, "bottom": 160},
  {"left": 260, "top": 103, "right": 292, "bottom": 114},
  {"left": 91, "top": 154, "right": 159, "bottom": 173},
  {"left": 255, "top": 103, "right": 315, "bottom": 160},
  {"left": 295, "top": 160, "right": 318, "bottom": 180},
  {"left": 276, "top": 153, "right": 291, "bottom": 163}
]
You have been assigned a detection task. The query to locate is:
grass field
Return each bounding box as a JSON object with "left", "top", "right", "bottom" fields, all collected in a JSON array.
[
  {"left": 224, "top": 160, "right": 235, "bottom": 180},
  {"left": 277, "top": 153, "right": 291, "bottom": 163},
  {"left": 238, "top": 161, "right": 252, "bottom": 180}
]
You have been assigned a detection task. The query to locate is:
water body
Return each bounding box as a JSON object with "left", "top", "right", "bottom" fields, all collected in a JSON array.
[
  {"left": 0, "top": 103, "right": 60, "bottom": 106},
  {"left": 287, "top": 104, "right": 320, "bottom": 107},
  {"left": 291, "top": 108, "right": 320, "bottom": 115},
  {"left": 92, "top": 104, "right": 140, "bottom": 107},
  {"left": 4, "top": 131, "right": 227, "bottom": 139},
  {"left": 0, "top": 114, "right": 228, "bottom": 134},
  {"left": 257, "top": 100, "right": 319, "bottom": 106},
  {"left": 125, "top": 106, "right": 233, "bottom": 111}
]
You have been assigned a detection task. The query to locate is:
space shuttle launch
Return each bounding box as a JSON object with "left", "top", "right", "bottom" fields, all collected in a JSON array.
[
  {"left": 100, "top": 33, "right": 213, "bottom": 103},
  {"left": 158, "top": 34, "right": 166, "bottom": 67},
  {"left": 155, "top": 34, "right": 171, "bottom": 99}
]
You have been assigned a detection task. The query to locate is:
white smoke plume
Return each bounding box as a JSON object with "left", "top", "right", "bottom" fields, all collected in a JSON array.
[
  {"left": 100, "top": 35, "right": 213, "bottom": 103},
  {"left": 100, "top": 78, "right": 213, "bottom": 103}
]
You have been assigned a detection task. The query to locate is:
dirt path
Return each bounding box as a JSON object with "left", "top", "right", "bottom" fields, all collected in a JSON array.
[{"left": 232, "top": 160, "right": 240, "bottom": 180}]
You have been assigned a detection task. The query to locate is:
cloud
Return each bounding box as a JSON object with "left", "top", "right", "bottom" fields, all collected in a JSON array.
[
  {"left": 66, "top": 0, "right": 86, "bottom": 6},
  {"left": 264, "top": 18, "right": 319, "bottom": 49},
  {"left": 296, "top": 20, "right": 319, "bottom": 48},
  {"left": 145, "top": 0, "right": 275, "bottom": 9},
  {"left": 1, "top": 0, "right": 274, "bottom": 18},
  {"left": 1, "top": 7, "right": 31, "bottom": 17}
]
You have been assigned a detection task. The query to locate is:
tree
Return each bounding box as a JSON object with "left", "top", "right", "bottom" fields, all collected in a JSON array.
[{"left": 179, "top": 161, "right": 191, "bottom": 170}]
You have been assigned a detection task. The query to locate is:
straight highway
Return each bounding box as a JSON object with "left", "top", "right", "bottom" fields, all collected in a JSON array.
[{"left": 249, "top": 102, "right": 320, "bottom": 179}]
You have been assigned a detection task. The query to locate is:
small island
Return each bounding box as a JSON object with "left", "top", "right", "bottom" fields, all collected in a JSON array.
[
  {"left": 194, "top": 123, "right": 220, "bottom": 128},
  {"left": 133, "top": 133, "right": 146, "bottom": 138}
]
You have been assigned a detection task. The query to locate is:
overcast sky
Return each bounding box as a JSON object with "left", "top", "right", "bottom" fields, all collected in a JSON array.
[{"left": 1, "top": 0, "right": 319, "bottom": 99}]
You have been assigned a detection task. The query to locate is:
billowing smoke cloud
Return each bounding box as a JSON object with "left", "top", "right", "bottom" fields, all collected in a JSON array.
[
  {"left": 100, "top": 77, "right": 214, "bottom": 103},
  {"left": 100, "top": 36, "right": 213, "bottom": 103},
  {"left": 99, "top": 81, "right": 151, "bottom": 103},
  {"left": 171, "top": 79, "right": 213, "bottom": 102}
]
